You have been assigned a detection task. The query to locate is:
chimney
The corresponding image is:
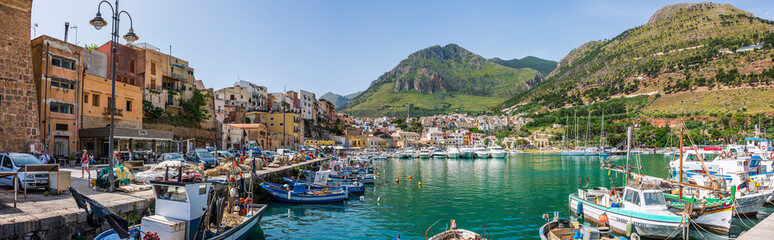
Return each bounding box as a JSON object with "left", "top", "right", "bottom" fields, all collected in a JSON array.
[{"left": 64, "top": 22, "right": 70, "bottom": 43}]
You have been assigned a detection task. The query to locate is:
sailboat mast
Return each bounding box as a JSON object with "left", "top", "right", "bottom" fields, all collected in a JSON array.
[
  {"left": 574, "top": 109, "right": 578, "bottom": 148},
  {"left": 625, "top": 127, "right": 632, "bottom": 186},
  {"left": 601, "top": 110, "right": 605, "bottom": 148},
  {"left": 587, "top": 109, "right": 591, "bottom": 147},
  {"left": 679, "top": 123, "right": 684, "bottom": 202}
]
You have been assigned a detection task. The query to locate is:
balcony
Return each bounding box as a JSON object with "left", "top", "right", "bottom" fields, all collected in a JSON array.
[{"left": 102, "top": 107, "right": 124, "bottom": 117}]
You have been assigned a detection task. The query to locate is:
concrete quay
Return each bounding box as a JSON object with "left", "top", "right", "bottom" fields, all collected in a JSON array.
[
  {"left": 737, "top": 211, "right": 774, "bottom": 240},
  {"left": 0, "top": 158, "right": 328, "bottom": 239}
]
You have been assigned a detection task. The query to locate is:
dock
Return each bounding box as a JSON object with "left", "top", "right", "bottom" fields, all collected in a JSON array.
[
  {"left": 738, "top": 212, "right": 774, "bottom": 239},
  {"left": 0, "top": 157, "right": 328, "bottom": 239}
]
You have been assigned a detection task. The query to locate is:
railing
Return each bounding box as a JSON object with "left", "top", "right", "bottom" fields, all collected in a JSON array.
[{"left": 102, "top": 107, "right": 124, "bottom": 117}]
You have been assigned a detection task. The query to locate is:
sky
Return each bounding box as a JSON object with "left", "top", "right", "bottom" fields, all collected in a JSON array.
[{"left": 31, "top": 0, "right": 774, "bottom": 97}]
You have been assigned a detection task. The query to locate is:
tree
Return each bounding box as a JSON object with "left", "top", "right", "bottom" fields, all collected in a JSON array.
[{"left": 179, "top": 89, "right": 210, "bottom": 120}]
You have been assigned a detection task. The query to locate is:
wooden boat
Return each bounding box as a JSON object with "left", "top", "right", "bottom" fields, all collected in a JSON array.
[
  {"left": 663, "top": 192, "right": 733, "bottom": 233},
  {"left": 283, "top": 171, "right": 364, "bottom": 194},
  {"left": 89, "top": 178, "right": 267, "bottom": 240},
  {"left": 428, "top": 220, "right": 485, "bottom": 240},
  {"left": 261, "top": 182, "right": 348, "bottom": 203},
  {"left": 539, "top": 214, "right": 624, "bottom": 240}
]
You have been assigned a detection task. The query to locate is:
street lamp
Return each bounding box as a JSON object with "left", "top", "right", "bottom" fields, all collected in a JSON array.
[{"left": 90, "top": 0, "right": 138, "bottom": 192}]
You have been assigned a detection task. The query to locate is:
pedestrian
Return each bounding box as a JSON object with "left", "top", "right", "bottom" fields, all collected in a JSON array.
[
  {"left": 81, "top": 150, "right": 90, "bottom": 178},
  {"left": 113, "top": 151, "right": 121, "bottom": 165},
  {"left": 128, "top": 150, "right": 133, "bottom": 161},
  {"left": 39, "top": 150, "right": 50, "bottom": 164}
]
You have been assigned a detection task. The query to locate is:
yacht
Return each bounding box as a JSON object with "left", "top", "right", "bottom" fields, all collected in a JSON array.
[
  {"left": 446, "top": 147, "right": 460, "bottom": 158},
  {"left": 487, "top": 145, "right": 507, "bottom": 158},
  {"left": 473, "top": 146, "right": 489, "bottom": 158},
  {"left": 417, "top": 148, "right": 432, "bottom": 158},
  {"left": 432, "top": 149, "right": 447, "bottom": 158},
  {"left": 398, "top": 148, "right": 416, "bottom": 158},
  {"left": 459, "top": 147, "right": 474, "bottom": 158}
]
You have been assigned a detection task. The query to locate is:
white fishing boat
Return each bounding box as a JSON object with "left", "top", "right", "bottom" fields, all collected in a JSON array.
[
  {"left": 428, "top": 220, "right": 486, "bottom": 240},
  {"left": 487, "top": 145, "right": 507, "bottom": 158},
  {"left": 460, "top": 147, "right": 475, "bottom": 158},
  {"left": 447, "top": 147, "right": 461, "bottom": 158},
  {"left": 473, "top": 146, "right": 489, "bottom": 158}
]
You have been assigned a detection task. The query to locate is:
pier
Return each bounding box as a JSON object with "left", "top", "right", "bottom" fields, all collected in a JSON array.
[
  {"left": 737, "top": 213, "right": 774, "bottom": 240},
  {"left": 0, "top": 158, "right": 328, "bottom": 239}
]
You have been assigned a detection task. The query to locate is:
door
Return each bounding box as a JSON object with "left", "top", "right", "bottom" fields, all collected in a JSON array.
[
  {"left": 0, "top": 156, "right": 13, "bottom": 186},
  {"left": 53, "top": 136, "right": 69, "bottom": 160}
]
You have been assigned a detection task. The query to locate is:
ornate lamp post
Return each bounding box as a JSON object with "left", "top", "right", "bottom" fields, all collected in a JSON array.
[{"left": 90, "top": 0, "right": 138, "bottom": 192}]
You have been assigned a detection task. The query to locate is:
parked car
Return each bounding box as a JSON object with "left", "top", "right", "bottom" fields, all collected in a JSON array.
[
  {"left": 157, "top": 153, "right": 189, "bottom": 163},
  {"left": 0, "top": 153, "right": 49, "bottom": 189},
  {"left": 118, "top": 151, "right": 147, "bottom": 163},
  {"left": 186, "top": 148, "right": 218, "bottom": 169},
  {"left": 213, "top": 150, "right": 235, "bottom": 162}
]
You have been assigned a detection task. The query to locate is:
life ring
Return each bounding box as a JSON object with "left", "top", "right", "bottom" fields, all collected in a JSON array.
[
  {"left": 769, "top": 151, "right": 774, "bottom": 160},
  {"left": 333, "top": 165, "right": 341, "bottom": 172},
  {"left": 760, "top": 144, "right": 766, "bottom": 152}
]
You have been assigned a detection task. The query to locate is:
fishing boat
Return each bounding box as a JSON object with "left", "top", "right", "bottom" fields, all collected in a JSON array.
[
  {"left": 473, "top": 146, "right": 489, "bottom": 158},
  {"left": 283, "top": 170, "right": 364, "bottom": 194},
  {"left": 447, "top": 147, "right": 461, "bottom": 158},
  {"left": 87, "top": 176, "right": 267, "bottom": 240},
  {"left": 487, "top": 145, "right": 507, "bottom": 158},
  {"left": 432, "top": 149, "right": 447, "bottom": 158},
  {"left": 418, "top": 148, "right": 432, "bottom": 158},
  {"left": 460, "top": 147, "right": 475, "bottom": 158},
  {"left": 539, "top": 212, "right": 622, "bottom": 240},
  {"left": 328, "top": 173, "right": 377, "bottom": 184},
  {"left": 261, "top": 182, "right": 348, "bottom": 203},
  {"left": 427, "top": 220, "right": 486, "bottom": 240},
  {"left": 663, "top": 192, "right": 733, "bottom": 233}
]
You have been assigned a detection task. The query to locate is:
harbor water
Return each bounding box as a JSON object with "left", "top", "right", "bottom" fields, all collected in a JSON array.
[{"left": 252, "top": 154, "right": 774, "bottom": 239}]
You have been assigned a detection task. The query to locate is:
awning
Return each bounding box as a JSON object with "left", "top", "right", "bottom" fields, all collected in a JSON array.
[{"left": 79, "top": 127, "right": 174, "bottom": 141}]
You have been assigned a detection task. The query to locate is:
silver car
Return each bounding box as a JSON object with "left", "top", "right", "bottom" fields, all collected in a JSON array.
[{"left": 0, "top": 153, "right": 49, "bottom": 189}]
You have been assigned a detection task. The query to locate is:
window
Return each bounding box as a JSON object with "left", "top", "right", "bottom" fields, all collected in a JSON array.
[
  {"left": 51, "top": 79, "right": 74, "bottom": 89},
  {"left": 1, "top": 156, "right": 11, "bottom": 168},
  {"left": 55, "top": 124, "right": 68, "bottom": 131},
  {"left": 93, "top": 94, "right": 100, "bottom": 106},
  {"left": 130, "top": 59, "right": 135, "bottom": 73},
  {"left": 150, "top": 77, "right": 156, "bottom": 88},
  {"left": 279, "top": 123, "right": 284, "bottom": 126},
  {"left": 51, "top": 57, "right": 74, "bottom": 70},
  {"left": 126, "top": 101, "right": 132, "bottom": 112},
  {"left": 154, "top": 185, "right": 188, "bottom": 202},
  {"left": 624, "top": 189, "right": 641, "bottom": 206},
  {"left": 270, "top": 123, "right": 274, "bottom": 127},
  {"left": 270, "top": 117, "right": 274, "bottom": 121},
  {"left": 50, "top": 103, "right": 74, "bottom": 114},
  {"left": 84, "top": 94, "right": 89, "bottom": 103},
  {"left": 643, "top": 192, "right": 666, "bottom": 206},
  {"left": 151, "top": 62, "right": 156, "bottom": 75}
]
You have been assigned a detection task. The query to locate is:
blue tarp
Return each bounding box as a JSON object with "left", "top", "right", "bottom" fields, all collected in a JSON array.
[{"left": 745, "top": 137, "right": 771, "bottom": 142}]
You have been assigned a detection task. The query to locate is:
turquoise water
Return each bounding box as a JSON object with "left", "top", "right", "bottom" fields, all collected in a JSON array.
[{"left": 251, "top": 154, "right": 773, "bottom": 239}]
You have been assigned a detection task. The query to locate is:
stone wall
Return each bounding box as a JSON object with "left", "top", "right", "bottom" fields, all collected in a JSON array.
[
  {"left": 143, "top": 122, "right": 217, "bottom": 146},
  {"left": 82, "top": 115, "right": 142, "bottom": 129},
  {"left": 0, "top": 0, "right": 40, "bottom": 152}
]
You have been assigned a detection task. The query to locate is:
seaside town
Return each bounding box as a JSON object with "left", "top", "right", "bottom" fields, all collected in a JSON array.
[{"left": 3, "top": 0, "right": 774, "bottom": 240}]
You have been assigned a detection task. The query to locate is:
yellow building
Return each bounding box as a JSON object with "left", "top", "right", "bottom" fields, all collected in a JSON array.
[
  {"left": 262, "top": 112, "right": 301, "bottom": 147},
  {"left": 345, "top": 135, "right": 366, "bottom": 148},
  {"left": 81, "top": 73, "right": 143, "bottom": 129},
  {"left": 305, "top": 139, "right": 335, "bottom": 147}
]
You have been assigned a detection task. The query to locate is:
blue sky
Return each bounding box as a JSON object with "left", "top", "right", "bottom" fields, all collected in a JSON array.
[{"left": 31, "top": 0, "right": 774, "bottom": 96}]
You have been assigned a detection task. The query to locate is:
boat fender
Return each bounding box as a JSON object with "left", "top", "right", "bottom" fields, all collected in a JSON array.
[
  {"left": 625, "top": 222, "right": 633, "bottom": 237},
  {"left": 576, "top": 202, "right": 583, "bottom": 216},
  {"left": 573, "top": 231, "right": 583, "bottom": 239},
  {"left": 599, "top": 213, "right": 608, "bottom": 224},
  {"left": 629, "top": 232, "right": 640, "bottom": 240},
  {"left": 418, "top": 181, "right": 421, "bottom": 187}
]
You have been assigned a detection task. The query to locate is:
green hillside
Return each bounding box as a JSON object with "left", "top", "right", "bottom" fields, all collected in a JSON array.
[
  {"left": 500, "top": 2, "right": 774, "bottom": 115},
  {"left": 342, "top": 44, "right": 542, "bottom": 117},
  {"left": 320, "top": 91, "right": 362, "bottom": 109},
  {"left": 490, "top": 56, "right": 558, "bottom": 76}
]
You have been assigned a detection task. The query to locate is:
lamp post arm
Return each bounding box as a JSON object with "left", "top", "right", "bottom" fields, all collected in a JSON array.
[
  {"left": 118, "top": 10, "right": 134, "bottom": 29},
  {"left": 96, "top": 0, "right": 115, "bottom": 16}
]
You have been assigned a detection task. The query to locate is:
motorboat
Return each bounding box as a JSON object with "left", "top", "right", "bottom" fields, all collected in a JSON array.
[
  {"left": 487, "top": 145, "right": 507, "bottom": 158},
  {"left": 460, "top": 147, "right": 475, "bottom": 158},
  {"left": 539, "top": 212, "right": 622, "bottom": 240},
  {"left": 428, "top": 220, "right": 486, "bottom": 240},
  {"left": 447, "top": 147, "right": 461, "bottom": 158},
  {"left": 432, "top": 149, "right": 447, "bottom": 158},
  {"left": 418, "top": 148, "right": 432, "bottom": 158},
  {"left": 473, "top": 146, "right": 489, "bottom": 158}
]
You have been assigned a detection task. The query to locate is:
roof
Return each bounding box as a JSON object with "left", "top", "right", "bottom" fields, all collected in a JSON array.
[{"left": 228, "top": 123, "right": 266, "bottom": 129}]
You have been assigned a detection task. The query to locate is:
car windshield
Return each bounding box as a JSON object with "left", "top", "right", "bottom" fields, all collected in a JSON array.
[
  {"left": 220, "top": 152, "right": 234, "bottom": 157},
  {"left": 643, "top": 192, "right": 666, "bottom": 206},
  {"left": 12, "top": 154, "right": 42, "bottom": 167},
  {"left": 165, "top": 153, "right": 184, "bottom": 160},
  {"left": 196, "top": 151, "right": 214, "bottom": 157}
]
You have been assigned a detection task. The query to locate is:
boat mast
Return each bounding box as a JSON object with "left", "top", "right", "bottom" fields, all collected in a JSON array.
[
  {"left": 587, "top": 108, "right": 591, "bottom": 147},
  {"left": 565, "top": 114, "right": 569, "bottom": 149},
  {"left": 625, "top": 126, "right": 631, "bottom": 186},
  {"left": 574, "top": 109, "right": 578, "bottom": 148},
  {"left": 601, "top": 110, "right": 605, "bottom": 148},
  {"left": 679, "top": 123, "right": 684, "bottom": 202}
]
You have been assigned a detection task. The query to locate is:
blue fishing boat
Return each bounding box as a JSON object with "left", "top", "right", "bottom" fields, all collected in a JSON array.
[
  {"left": 261, "top": 182, "right": 348, "bottom": 203},
  {"left": 78, "top": 173, "right": 267, "bottom": 240},
  {"left": 329, "top": 174, "right": 377, "bottom": 184},
  {"left": 283, "top": 170, "right": 364, "bottom": 194}
]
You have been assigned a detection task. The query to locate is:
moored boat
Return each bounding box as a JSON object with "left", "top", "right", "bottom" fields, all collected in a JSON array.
[
  {"left": 283, "top": 170, "right": 364, "bottom": 194},
  {"left": 428, "top": 220, "right": 486, "bottom": 240},
  {"left": 432, "top": 149, "right": 447, "bottom": 158},
  {"left": 539, "top": 213, "right": 623, "bottom": 240},
  {"left": 473, "top": 146, "right": 489, "bottom": 158},
  {"left": 418, "top": 148, "right": 432, "bottom": 158},
  {"left": 487, "top": 145, "right": 506, "bottom": 158},
  {"left": 447, "top": 147, "right": 461, "bottom": 158},
  {"left": 261, "top": 182, "right": 348, "bottom": 203},
  {"left": 460, "top": 147, "right": 475, "bottom": 158}
]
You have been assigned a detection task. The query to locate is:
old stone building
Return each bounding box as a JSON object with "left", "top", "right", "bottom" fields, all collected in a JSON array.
[
  {"left": 0, "top": 0, "right": 41, "bottom": 152},
  {"left": 31, "top": 35, "right": 84, "bottom": 158}
]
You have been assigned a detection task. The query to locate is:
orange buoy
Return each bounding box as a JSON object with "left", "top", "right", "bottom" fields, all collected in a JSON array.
[
  {"left": 408, "top": 176, "right": 413, "bottom": 181},
  {"left": 599, "top": 213, "right": 608, "bottom": 223},
  {"left": 395, "top": 178, "right": 400, "bottom": 184}
]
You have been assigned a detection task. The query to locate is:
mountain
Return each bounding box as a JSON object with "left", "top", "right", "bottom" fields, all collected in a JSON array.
[
  {"left": 490, "top": 56, "right": 558, "bottom": 76},
  {"left": 320, "top": 91, "right": 362, "bottom": 109},
  {"left": 341, "top": 44, "right": 543, "bottom": 117},
  {"left": 500, "top": 2, "right": 774, "bottom": 116}
]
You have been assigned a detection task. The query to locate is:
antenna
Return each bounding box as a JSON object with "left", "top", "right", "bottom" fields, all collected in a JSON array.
[{"left": 32, "top": 23, "right": 38, "bottom": 37}]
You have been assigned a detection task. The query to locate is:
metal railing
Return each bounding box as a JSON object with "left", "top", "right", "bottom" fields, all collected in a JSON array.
[{"left": 102, "top": 107, "right": 124, "bottom": 117}]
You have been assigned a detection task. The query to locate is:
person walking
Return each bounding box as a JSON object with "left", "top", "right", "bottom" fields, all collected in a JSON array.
[
  {"left": 81, "top": 150, "right": 90, "bottom": 178},
  {"left": 113, "top": 151, "right": 121, "bottom": 165},
  {"left": 39, "top": 150, "right": 51, "bottom": 164}
]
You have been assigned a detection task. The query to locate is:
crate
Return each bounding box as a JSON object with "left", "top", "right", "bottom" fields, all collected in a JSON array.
[
  {"left": 141, "top": 215, "right": 186, "bottom": 240},
  {"left": 49, "top": 171, "right": 71, "bottom": 193}
]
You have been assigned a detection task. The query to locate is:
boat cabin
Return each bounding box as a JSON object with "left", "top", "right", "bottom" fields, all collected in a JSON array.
[
  {"left": 620, "top": 187, "right": 669, "bottom": 213},
  {"left": 145, "top": 180, "right": 211, "bottom": 240}
]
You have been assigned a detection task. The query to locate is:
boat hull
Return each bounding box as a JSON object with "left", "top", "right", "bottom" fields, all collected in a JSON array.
[
  {"left": 735, "top": 193, "right": 765, "bottom": 216},
  {"left": 569, "top": 194, "right": 682, "bottom": 239},
  {"left": 489, "top": 152, "right": 507, "bottom": 158},
  {"left": 283, "top": 177, "right": 364, "bottom": 194},
  {"left": 461, "top": 152, "right": 474, "bottom": 158},
  {"left": 447, "top": 152, "right": 460, "bottom": 158},
  {"left": 261, "top": 183, "right": 348, "bottom": 203},
  {"left": 329, "top": 175, "right": 376, "bottom": 184},
  {"left": 474, "top": 152, "right": 489, "bottom": 158}
]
